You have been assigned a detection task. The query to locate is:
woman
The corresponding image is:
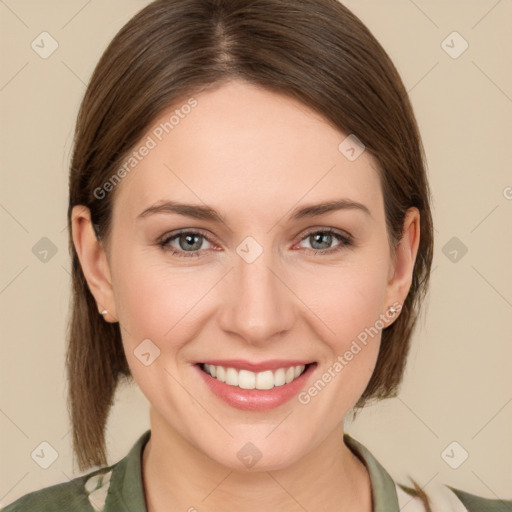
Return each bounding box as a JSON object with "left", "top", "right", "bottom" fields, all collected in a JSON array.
[{"left": 3, "top": 0, "right": 510, "bottom": 511}]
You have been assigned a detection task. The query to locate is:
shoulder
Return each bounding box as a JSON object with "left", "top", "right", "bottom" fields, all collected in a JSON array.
[
  {"left": 396, "top": 481, "right": 512, "bottom": 512},
  {"left": 448, "top": 486, "right": 512, "bottom": 512},
  {"left": 1, "top": 430, "right": 151, "bottom": 512},
  {"left": 1, "top": 466, "right": 115, "bottom": 512}
]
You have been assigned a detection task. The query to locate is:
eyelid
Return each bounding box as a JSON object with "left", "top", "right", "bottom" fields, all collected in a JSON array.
[{"left": 296, "top": 226, "right": 352, "bottom": 242}]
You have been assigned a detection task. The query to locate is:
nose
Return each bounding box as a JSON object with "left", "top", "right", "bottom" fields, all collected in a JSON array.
[{"left": 217, "top": 248, "right": 296, "bottom": 346}]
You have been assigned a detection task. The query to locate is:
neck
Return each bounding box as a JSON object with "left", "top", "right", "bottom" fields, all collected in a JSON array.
[{"left": 142, "top": 408, "right": 372, "bottom": 512}]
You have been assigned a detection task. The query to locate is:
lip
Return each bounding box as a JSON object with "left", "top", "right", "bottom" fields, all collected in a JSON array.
[{"left": 194, "top": 361, "right": 317, "bottom": 411}]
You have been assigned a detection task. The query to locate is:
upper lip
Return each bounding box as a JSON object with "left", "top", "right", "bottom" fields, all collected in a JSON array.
[{"left": 197, "top": 359, "right": 315, "bottom": 372}]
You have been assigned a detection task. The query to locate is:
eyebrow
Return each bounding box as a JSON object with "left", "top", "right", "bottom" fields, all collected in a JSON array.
[{"left": 136, "top": 198, "right": 372, "bottom": 223}]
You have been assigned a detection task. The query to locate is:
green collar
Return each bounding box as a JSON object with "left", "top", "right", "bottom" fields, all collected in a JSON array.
[
  {"left": 103, "top": 430, "right": 399, "bottom": 511},
  {"left": 344, "top": 433, "right": 400, "bottom": 511}
]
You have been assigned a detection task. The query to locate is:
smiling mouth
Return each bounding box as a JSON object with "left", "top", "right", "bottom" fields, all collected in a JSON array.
[{"left": 198, "top": 362, "right": 316, "bottom": 390}]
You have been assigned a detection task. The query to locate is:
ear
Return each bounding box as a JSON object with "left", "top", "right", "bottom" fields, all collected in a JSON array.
[
  {"left": 71, "top": 205, "right": 118, "bottom": 322},
  {"left": 383, "top": 207, "right": 421, "bottom": 325}
]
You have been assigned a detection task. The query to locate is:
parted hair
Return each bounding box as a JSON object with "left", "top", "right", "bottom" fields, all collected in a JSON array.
[{"left": 67, "top": 0, "right": 434, "bottom": 491}]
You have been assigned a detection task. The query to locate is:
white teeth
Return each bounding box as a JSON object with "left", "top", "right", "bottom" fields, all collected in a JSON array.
[
  {"left": 256, "top": 370, "right": 274, "bottom": 390},
  {"left": 215, "top": 365, "right": 225, "bottom": 382},
  {"left": 274, "top": 368, "right": 286, "bottom": 386},
  {"left": 225, "top": 367, "right": 238, "bottom": 386},
  {"left": 202, "top": 364, "right": 307, "bottom": 389},
  {"left": 239, "top": 369, "right": 255, "bottom": 389}
]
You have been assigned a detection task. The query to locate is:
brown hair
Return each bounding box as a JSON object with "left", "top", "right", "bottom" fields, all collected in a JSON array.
[{"left": 66, "top": 0, "right": 434, "bottom": 488}]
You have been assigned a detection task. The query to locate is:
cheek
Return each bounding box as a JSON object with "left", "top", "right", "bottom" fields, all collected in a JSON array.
[
  {"left": 110, "top": 246, "right": 219, "bottom": 374},
  {"left": 109, "top": 253, "right": 200, "bottom": 400},
  {"left": 109, "top": 244, "right": 187, "bottom": 346},
  {"left": 112, "top": 261, "right": 168, "bottom": 337},
  {"left": 292, "top": 252, "right": 390, "bottom": 399},
  {"left": 294, "top": 267, "right": 387, "bottom": 413},
  {"left": 297, "top": 257, "right": 390, "bottom": 344}
]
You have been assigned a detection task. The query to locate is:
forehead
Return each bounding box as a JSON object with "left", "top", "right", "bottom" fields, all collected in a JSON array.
[{"left": 112, "top": 80, "right": 383, "bottom": 225}]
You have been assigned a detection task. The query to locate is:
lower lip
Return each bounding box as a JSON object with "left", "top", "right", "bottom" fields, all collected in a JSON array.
[{"left": 194, "top": 363, "right": 317, "bottom": 411}]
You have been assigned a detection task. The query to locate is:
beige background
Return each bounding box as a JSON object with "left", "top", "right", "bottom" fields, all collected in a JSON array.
[{"left": 1, "top": 0, "right": 511, "bottom": 507}]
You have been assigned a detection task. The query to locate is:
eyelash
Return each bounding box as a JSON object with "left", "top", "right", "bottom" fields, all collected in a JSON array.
[{"left": 157, "top": 228, "right": 353, "bottom": 258}]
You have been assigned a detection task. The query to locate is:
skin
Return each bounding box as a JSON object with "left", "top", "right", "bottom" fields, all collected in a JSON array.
[{"left": 72, "top": 79, "right": 420, "bottom": 511}]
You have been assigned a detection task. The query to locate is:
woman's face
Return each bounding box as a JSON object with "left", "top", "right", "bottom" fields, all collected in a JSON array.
[{"left": 80, "top": 79, "right": 418, "bottom": 470}]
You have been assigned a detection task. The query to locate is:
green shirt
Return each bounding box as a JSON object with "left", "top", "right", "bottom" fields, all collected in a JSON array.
[{"left": 2, "top": 430, "right": 511, "bottom": 511}]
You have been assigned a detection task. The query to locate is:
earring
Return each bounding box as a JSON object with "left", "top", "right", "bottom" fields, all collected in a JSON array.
[
  {"left": 388, "top": 305, "right": 398, "bottom": 315},
  {"left": 100, "top": 310, "right": 108, "bottom": 316}
]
